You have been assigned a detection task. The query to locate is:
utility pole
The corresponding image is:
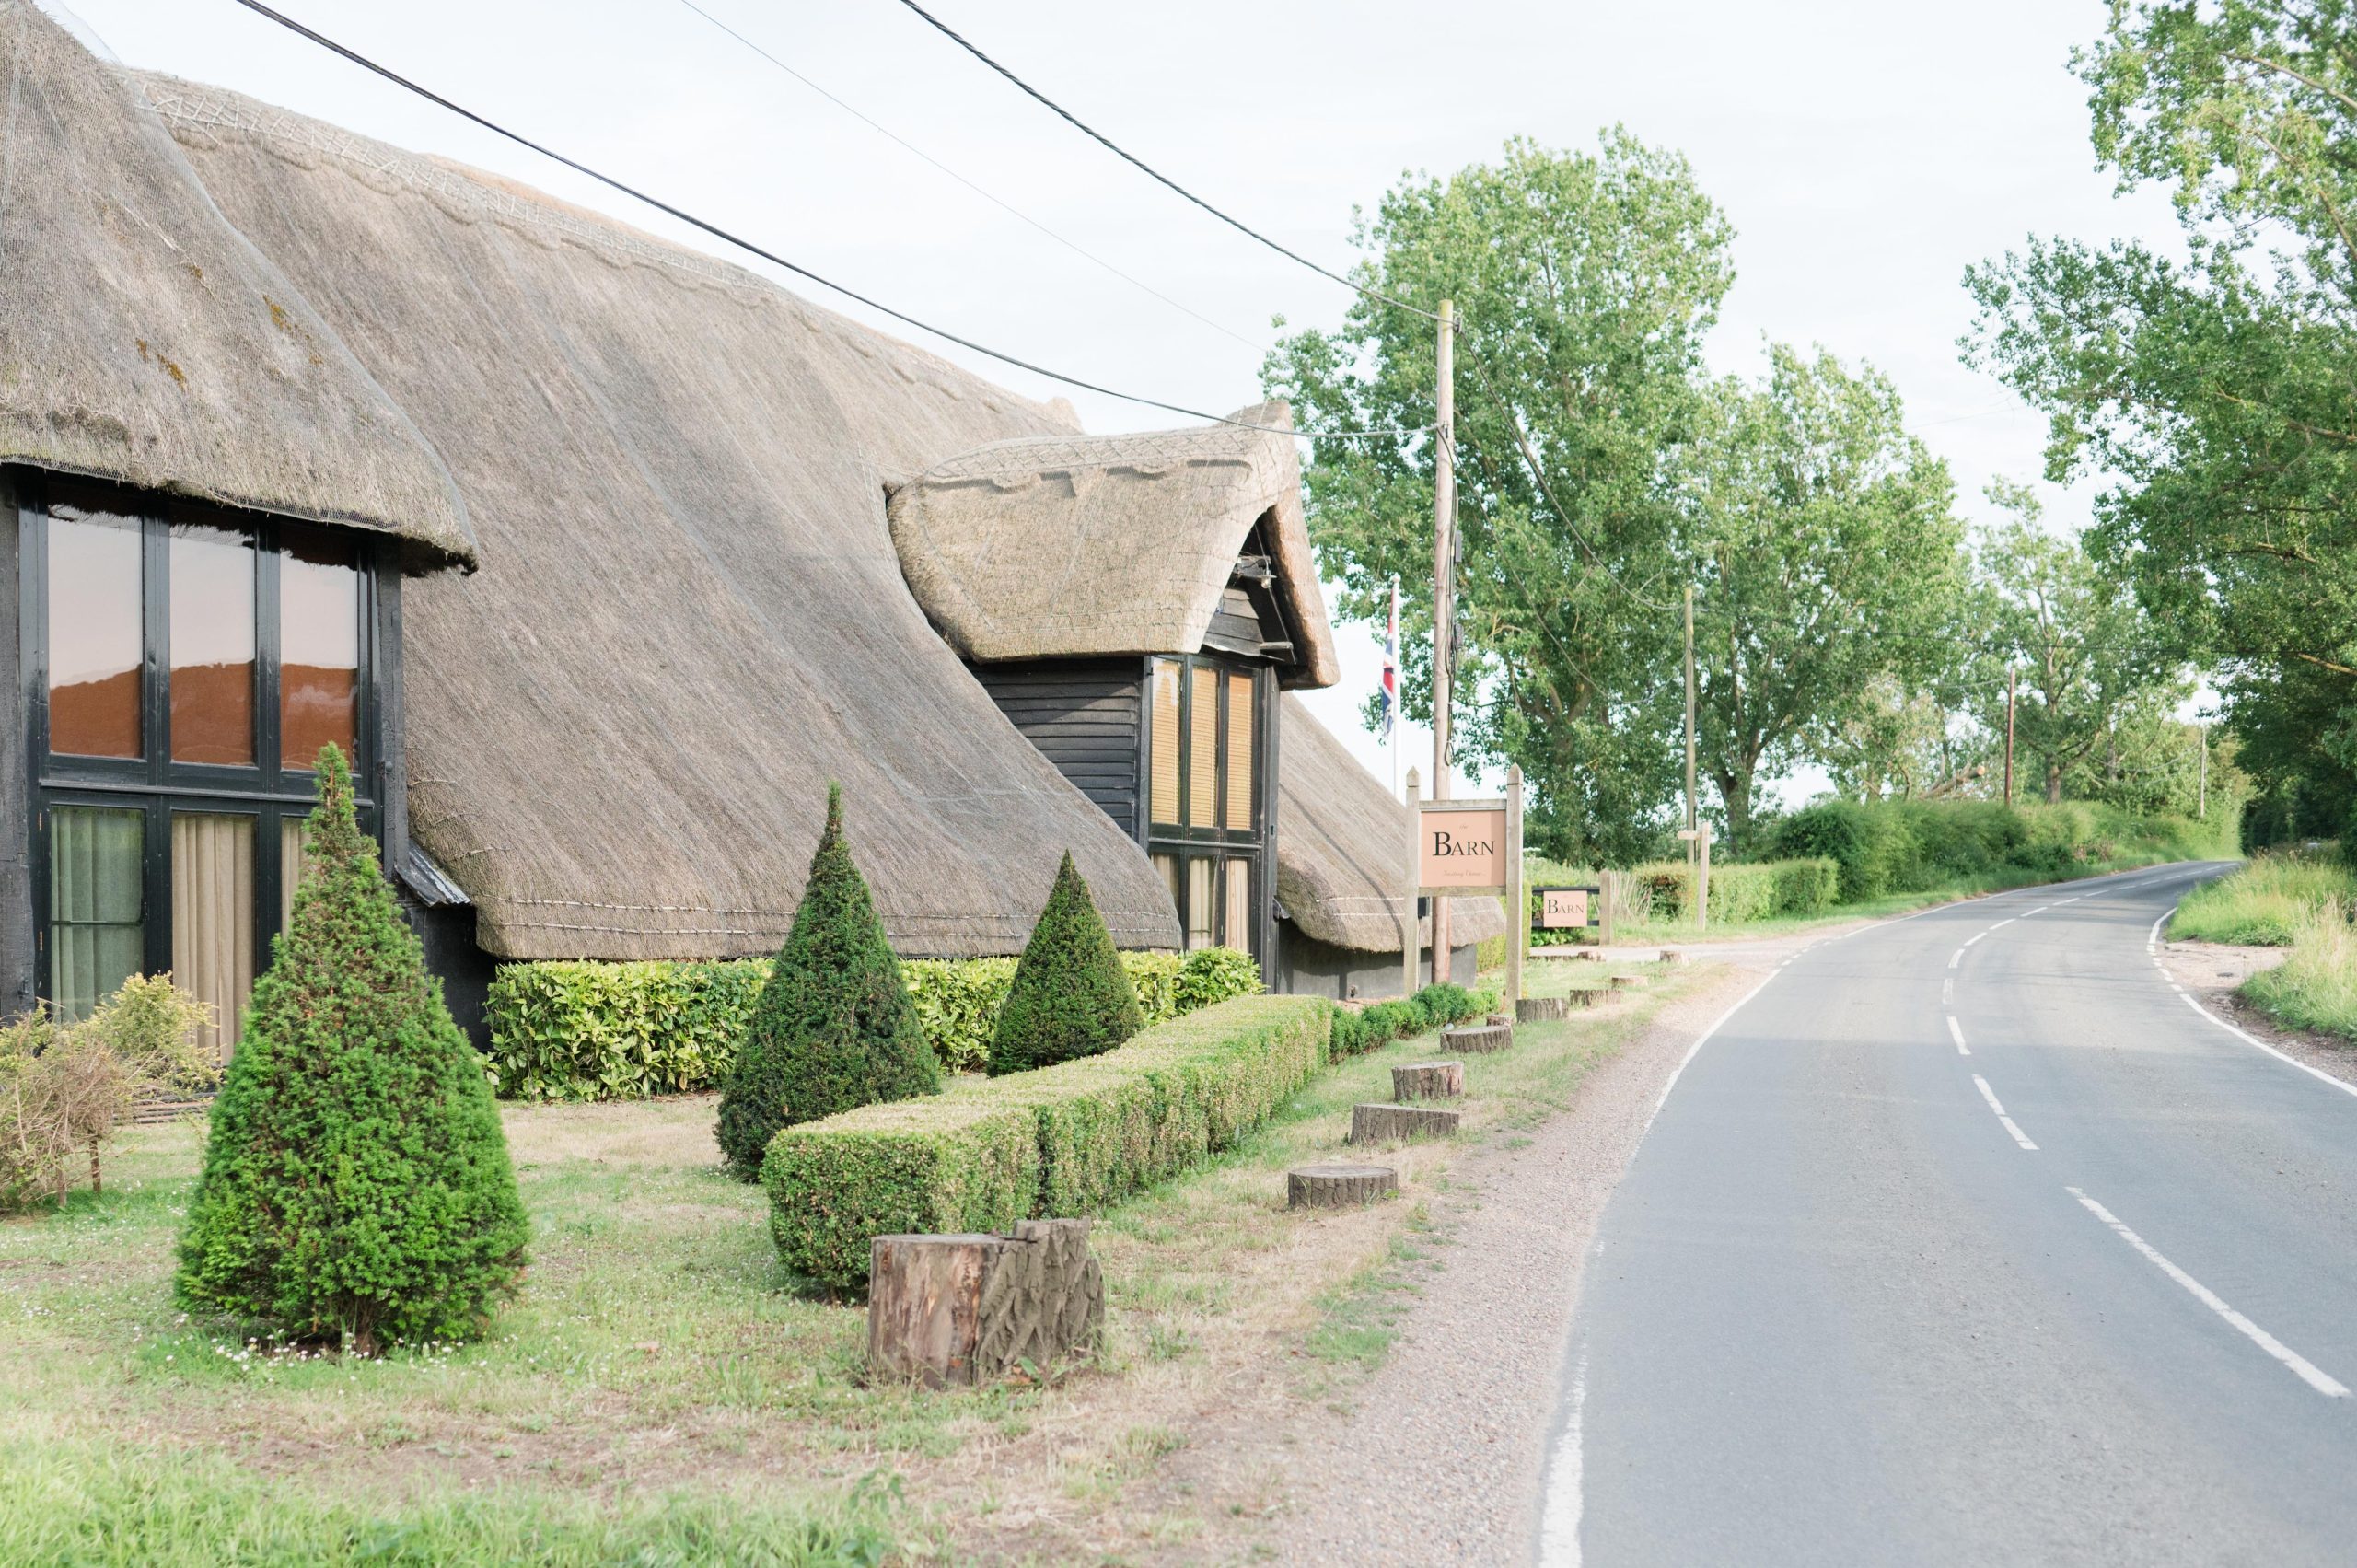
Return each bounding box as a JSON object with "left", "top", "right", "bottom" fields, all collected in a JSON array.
[
  {"left": 2003, "top": 667, "right": 2016, "bottom": 807},
  {"left": 2198, "top": 721, "right": 2208, "bottom": 819},
  {"left": 1430, "top": 299, "right": 1454, "bottom": 981},
  {"left": 1684, "top": 585, "right": 1698, "bottom": 841}
]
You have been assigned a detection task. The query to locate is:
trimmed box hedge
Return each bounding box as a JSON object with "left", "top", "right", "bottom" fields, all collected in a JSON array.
[
  {"left": 486, "top": 947, "right": 1259, "bottom": 1100},
  {"left": 761, "top": 993, "right": 1329, "bottom": 1291}
]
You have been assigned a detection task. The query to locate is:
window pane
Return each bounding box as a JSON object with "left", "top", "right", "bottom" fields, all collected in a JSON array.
[
  {"left": 1186, "top": 666, "right": 1218, "bottom": 829},
  {"left": 280, "top": 814, "right": 312, "bottom": 933},
  {"left": 48, "top": 510, "right": 144, "bottom": 758},
  {"left": 170, "top": 524, "right": 257, "bottom": 765},
  {"left": 1186, "top": 857, "right": 1214, "bottom": 950},
  {"left": 1150, "top": 851, "right": 1179, "bottom": 911},
  {"left": 1149, "top": 659, "right": 1180, "bottom": 826},
  {"left": 281, "top": 532, "right": 359, "bottom": 772},
  {"left": 49, "top": 806, "right": 144, "bottom": 1023},
  {"left": 1224, "top": 672, "right": 1255, "bottom": 831},
  {"left": 1225, "top": 857, "right": 1254, "bottom": 953},
  {"left": 173, "top": 813, "right": 254, "bottom": 1062}
]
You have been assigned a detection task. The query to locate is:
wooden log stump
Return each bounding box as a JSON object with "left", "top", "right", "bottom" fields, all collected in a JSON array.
[
  {"left": 1516, "top": 995, "right": 1570, "bottom": 1023},
  {"left": 1487, "top": 1012, "right": 1513, "bottom": 1028},
  {"left": 1563, "top": 988, "right": 1600, "bottom": 1008},
  {"left": 1608, "top": 973, "right": 1648, "bottom": 991},
  {"left": 1391, "top": 1061, "right": 1465, "bottom": 1101},
  {"left": 1442, "top": 1021, "right": 1513, "bottom": 1054},
  {"left": 1350, "top": 1102, "right": 1462, "bottom": 1143},
  {"left": 1289, "top": 1163, "right": 1398, "bottom": 1209},
  {"left": 1658, "top": 949, "right": 1684, "bottom": 965},
  {"left": 868, "top": 1218, "right": 1104, "bottom": 1388}
]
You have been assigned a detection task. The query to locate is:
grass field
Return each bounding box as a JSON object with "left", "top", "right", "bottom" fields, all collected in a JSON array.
[{"left": 0, "top": 962, "right": 1698, "bottom": 1565}]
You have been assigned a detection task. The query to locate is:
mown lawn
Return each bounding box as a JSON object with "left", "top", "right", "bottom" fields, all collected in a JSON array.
[{"left": 0, "top": 965, "right": 1701, "bottom": 1564}]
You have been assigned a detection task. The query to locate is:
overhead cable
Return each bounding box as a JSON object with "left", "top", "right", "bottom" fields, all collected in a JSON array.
[{"left": 223, "top": 0, "right": 1417, "bottom": 441}]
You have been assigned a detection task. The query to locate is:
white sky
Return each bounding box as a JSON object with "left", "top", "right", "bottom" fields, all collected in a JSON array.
[{"left": 52, "top": 0, "right": 2184, "bottom": 810}]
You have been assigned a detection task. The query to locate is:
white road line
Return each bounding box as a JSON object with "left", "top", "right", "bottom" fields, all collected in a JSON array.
[
  {"left": 1948, "top": 949, "right": 1963, "bottom": 969},
  {"left": 1941, "top": 979, "right": 1953, "bottom": 1006},
  {"left": 1538, "top": 1351, "right": 1588, "bottom": 1564},
  {"left": 2067, "top": 1188, "right": 2350, "bottom": 1399},
  {"left": 1947, "top": 1016, "right": 1968, "bottom": 1055},
  {"left": 1972, "top": 1074, "right": 2038, "bottom": 1149},
  {"left": 1965, "top": 932, "right": 1986, "bottom": 947},
  {"left": 1991, "top": 917, "right": 2016, "bottom": 929},
  {"left": 2177, "top": 992, "right": 2357, "bottom": 1103},
  {"left": 2031, "top": 905, "right": 2050, "bottom": 915}
]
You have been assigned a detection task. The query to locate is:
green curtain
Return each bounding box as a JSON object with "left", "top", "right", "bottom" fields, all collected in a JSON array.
[{"left": 51, "top": 806, "right": 143, "bottom": 1022}]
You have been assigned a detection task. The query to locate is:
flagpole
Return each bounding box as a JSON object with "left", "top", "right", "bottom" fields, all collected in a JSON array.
[{"left": 1388, "top": 577, "right": 1401, "bottom": 799}]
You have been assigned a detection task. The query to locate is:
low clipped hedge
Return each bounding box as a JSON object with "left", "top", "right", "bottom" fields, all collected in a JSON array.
[
  {"left": 763, "top": 994, "right": 1328, "bottom": 1291},
  {"left": 487, "top": 947, "right": 1259, "bottom": 1099},
  {"left": 1328, "top": 981, "right": 1495, "bottom": 1057}
]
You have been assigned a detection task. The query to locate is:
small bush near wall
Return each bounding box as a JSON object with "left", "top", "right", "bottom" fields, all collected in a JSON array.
[
  {"left": 1328, "top": 981, "right": 1496, "bottom": 1058},
  {"left": 487, "top": 948, "right": 1262, "bottom": 1101}
]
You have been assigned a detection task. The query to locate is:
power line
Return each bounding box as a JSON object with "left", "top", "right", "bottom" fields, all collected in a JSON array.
[
  {"left": 672, "top": 0, "right": 1264, "bottom": 352},
  {"left": 223, "top": 0, "right": 1415, "bottom": 441},
  {"left": 886, "top": 0, "right": 1446, "bottom": 325}
]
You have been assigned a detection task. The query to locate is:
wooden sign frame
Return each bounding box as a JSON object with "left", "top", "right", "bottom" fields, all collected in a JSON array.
[{"left": 1402, "top": 765, "right": 1525, "bottom": 1007}]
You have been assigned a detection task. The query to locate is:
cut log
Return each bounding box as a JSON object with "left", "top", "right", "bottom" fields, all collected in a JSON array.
[
  {"left": 868, "top": 1218, "right": 1103, "bottom": 1388},
  {"left": 1350, "top": 1102, "right": 1462, "bottom": 1144},
  {"left": 1486, "top": 1012, "right": 1513, "bottom": 1028},
  {"left": 1442, "top": 1021, "right": 1513, "bottom": 1054},
  {"left": 1516, "top": 995, "right": 1570, "bottom": 1023},
  {"left": 1608, "top": 972, "right": 1648, "bottom": 991},
  {"left": 1391, "top": 1061, "right": 1465, "bottom": 1101},
  {"left": 1289, "top": 1162, "right": 1398, "bottom": 1209},
  {"left": 1658, "top": 949, "right": 1684, "bottom": 965}
]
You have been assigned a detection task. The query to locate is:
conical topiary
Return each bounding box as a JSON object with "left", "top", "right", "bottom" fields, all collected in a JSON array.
[
  {"left": 175, "top": 746, "right": 528, "bottom": 1355},
  {"left": 988, "top": 851, "right": 1144, "bottom": 1076},
  {"left": 716, "top": 784, "right": 942, "bottom": 1179}
]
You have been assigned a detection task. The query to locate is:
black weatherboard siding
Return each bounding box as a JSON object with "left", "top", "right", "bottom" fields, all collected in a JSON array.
[{"left": 970, "top": 659, "right": 1144, "bottom": 838}]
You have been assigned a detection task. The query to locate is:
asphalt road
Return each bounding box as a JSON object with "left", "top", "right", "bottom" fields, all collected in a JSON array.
[{"left": 1541, "top": 863, "right": 2357, "bottom": 1566}]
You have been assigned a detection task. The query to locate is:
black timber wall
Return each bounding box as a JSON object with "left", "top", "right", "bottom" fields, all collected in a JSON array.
[
  {"left": 970, "top": 658, "right": 1144, "bottom": 839},
  {"left": 1275, "top": 922, "right": 1479, "bottom": 1001}
]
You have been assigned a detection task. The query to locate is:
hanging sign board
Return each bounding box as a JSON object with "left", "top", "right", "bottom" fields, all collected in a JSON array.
[
  {"left": 1538, "top": 886, "right": 1599, "bottom": 929},
  {"left": 1417, "top": 801, "right": 1509, "bottom": 894}
]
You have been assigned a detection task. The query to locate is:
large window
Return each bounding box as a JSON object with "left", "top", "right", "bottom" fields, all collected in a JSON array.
[
  {"left": 1144, "top": 655, "right": 1266, "bottom": 957},
  {"left": 26, "top": 482, "right": 377, "bottom": 1059}
]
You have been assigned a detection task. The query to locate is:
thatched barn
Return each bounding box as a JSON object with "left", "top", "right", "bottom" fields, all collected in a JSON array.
[{"left": 0, "top": 4, "right": 1494, "bottom": 1049}]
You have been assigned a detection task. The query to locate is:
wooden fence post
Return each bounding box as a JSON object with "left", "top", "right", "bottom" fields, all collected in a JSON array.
[{"left": 1504, "top": 763, "right": 1525, "bottom": 1009}]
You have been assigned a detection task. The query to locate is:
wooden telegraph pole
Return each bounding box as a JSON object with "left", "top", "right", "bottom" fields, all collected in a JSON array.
[
  {"left": 1401, "top": 767, "right": 1422, "bottom": 997},
  {"left": 2003, "top": 667, "right": 2017, "bottom": 807},
  {"left": 1430, "top": 299, "right": 1455, "bottom": 982},
  {"left": 2198, "top": 721, "right": 2208, "bottom": 819},
  {"left": 1685, "top": 585, "right": 1700, "bottom": 930}
]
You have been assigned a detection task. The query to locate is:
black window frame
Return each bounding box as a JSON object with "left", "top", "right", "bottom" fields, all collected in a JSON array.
[
  {"left": 1143, "top": 652, "right": 1271, "bottom": 958},
  {"left": 19, "top": 474, "right": 382, "bottom": 1014}
]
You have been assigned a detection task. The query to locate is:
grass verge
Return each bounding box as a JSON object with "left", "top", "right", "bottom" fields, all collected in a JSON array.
[{"left": 2171, "top": 849, "right": 2355, "bottom": 946}]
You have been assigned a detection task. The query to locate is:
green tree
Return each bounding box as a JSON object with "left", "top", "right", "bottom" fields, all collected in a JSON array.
[
  {"left": 176, "top": 747, "right": 527, "bottom": 1355},
  {"left": 1679, "top": 346, "right": 1968, "bottom": 848},
  {"left": 1963, "top": 1, "right": 2357, "bottom": 833},
  {"left": 988, "top": 852, "right": 1144, "bottom": 1076},
  {"left": 1266, "top": 132, "right": 1736, "bottom": 864},
  {"left": 1972, "top": 482, "right": 2189, "bottom": 805},
  {"left": 716, "top": 785, "right": 940, "bottom": 1180}
]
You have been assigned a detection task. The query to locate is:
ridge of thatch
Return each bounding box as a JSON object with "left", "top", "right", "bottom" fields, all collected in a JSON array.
[
  {"left": 887, "top": 401, "right": 1340, "bottom": 689},
  {"left": 0, "top": 4, "right": 473, "bottom": 567},
  {"left": 119, "top": 61, "right": 1177, "bottom": 959},
  {"left": 1275, "top": 695, "right": 1507, "bottom": 953}
]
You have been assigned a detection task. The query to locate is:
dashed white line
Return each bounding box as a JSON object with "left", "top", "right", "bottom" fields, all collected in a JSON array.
[
  {"left": 1941, "top": 979, "right": 1953, "bottom": 1006},
  {"left": 1948, "top": 949, "right": 1964, "bottom": 969},
  {"left": 2030, "top": 905, "right": 2050, "bottom": 915},
  {"left": 2068, "top": 1188, "right": 2350, "bottom": 1399},
  {"left": 1991, "top": 918, "right": 2016, "bottom": 930},
  {"left": 1972, "top": 1074, "right": 2038, "bottom": 1149},
  {"left": 1946, "top": 1016, "right": 1969, "bottom": 1055},
  {"left": 1964, "top": 932, "right": 1987, "bottom": 947}
]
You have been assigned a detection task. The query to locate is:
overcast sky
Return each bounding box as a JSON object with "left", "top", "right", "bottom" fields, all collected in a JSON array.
[{"left": 52, "top": 0, "right": 2183, "bottom": 807}]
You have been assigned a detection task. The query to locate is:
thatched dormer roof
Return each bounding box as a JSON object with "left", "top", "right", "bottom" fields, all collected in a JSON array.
[
  {"left": 888, "top": 403, "right": 1340, "bottom": 688},
  {"left": 0, "top": 4, "right": 472, "bottom": 567},
  {"left": 1275, "top": 697, "right": 1507, "bottom": 954},
  {"left": 104, "top": 59, "right": 1180, "bottom": 959}
]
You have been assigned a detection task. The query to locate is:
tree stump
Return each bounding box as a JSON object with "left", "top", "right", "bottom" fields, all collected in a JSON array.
[
  {"left": 1391, "top": 1061, "right": 1465, "bottom": 1101},
  {"left": 1516, "top": 996, "right": 1569, "bottom": 1023},
  {"left": 868, "top": 1218, "right": 1103, "bottom": 1388},
  {"left": 1608, "top": 973, "right": 1647, "bottom": 991},
  {"left": 1658, "top": 949, "right": 1684, "bottom": 965},
  {"left": 1442, "top": 1021, "right": 1513, "bottom": 1054},
  {"left": 1487, "top": 1012, "right": 1512, "bottom": 1028},
  {"left": 1289, "top": 1163, "right": 1398, "bottom": 1209},
  {"left": 1350, "top": 1102, "right": 1461, "bottom": 1143}
]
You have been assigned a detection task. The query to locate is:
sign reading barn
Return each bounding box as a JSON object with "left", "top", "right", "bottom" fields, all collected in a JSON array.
[{"left": 1419, "top": 807, "right": 1508, "bottom": 889}]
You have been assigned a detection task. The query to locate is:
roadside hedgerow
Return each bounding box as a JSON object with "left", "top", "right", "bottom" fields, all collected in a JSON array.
[
  {"left": 175, "top": 746, "right": 528, "bottom": 1354},
  {"left": 987, "top": 852, "right": 1144, "bottom": 1075},
  {"left": 716, "top": 785, "right": 941, "bottom": 1180}
]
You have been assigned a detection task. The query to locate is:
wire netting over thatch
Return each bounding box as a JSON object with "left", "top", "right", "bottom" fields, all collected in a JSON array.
[
  {"left": 888, "top": 402, "right": 1338, "bottom": 688},
  {"left": 1275, "top": 697, "right": 1507, "bottom": 954},
  {"left": 0, "top": 5, "right": 473, "bottom": 567},
  {"left": 82, "top": 51, "right": 1179, "bottom": 959}
]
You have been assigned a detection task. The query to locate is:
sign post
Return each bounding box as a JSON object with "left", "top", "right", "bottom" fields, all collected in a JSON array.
[
  {"left": 1413, "top": 772, "right": 1525, "bottom": 1007},
  {"left": 1402, "top": 768, "right": 1422, "bottom": 1001},
  {"left": 1678, "top": 823, "right": 1714, "bottom": 932},
  {"left": 1504, "top": 764, "right": 1524, "bottom": 1010}
]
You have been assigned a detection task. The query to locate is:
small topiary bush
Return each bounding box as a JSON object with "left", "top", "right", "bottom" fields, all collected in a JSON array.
[
  {"left": 987, "top": 852, "right": 1144, "bottom": 1076},
  {"left": 717, "top": 785, "right": 942, "bottom": 1181},
  {"left": 175, "top": 746, "right": 528, "bottom": 1355}
]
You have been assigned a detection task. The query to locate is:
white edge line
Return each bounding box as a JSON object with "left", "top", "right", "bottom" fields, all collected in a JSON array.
[
  {"left": 2179, "top": 993, "right": 2357, "bottom": 1101},
  {"left": 1946, "top": 1016, "right": 1968, "bottom": 1055},
  {"left": 1538, "top": 1350, "right": 1588, "bottom": 1563},
  {"left": 2068, "top": 1187, "right": 2349, "bottom": 1398}
]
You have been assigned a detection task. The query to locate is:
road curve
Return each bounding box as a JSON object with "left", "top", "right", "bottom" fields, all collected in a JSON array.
[{"left": 1542, "top": 863, "right": 2357, "bottom": 1566}]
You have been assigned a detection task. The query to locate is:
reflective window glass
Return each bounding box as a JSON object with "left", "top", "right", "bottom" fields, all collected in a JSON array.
[
  {"left": 169, "top": 524, "right": 257, "bottom": 765},
  {"left": 48, "top": 511, "right": 143, "bottom": 758},
  {"left": 281, "top": 532, "right": 359, "bottom": 771}
]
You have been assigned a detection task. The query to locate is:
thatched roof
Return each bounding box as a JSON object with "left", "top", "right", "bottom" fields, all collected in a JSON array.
[
  {"left": 1275, "top": 697, "right": 1507, "bottom": 953},
  {"left": 888, "top": 404, "right": 1340, "bottom": 688},
  {"left": 114, "top": 60, "right": 1181, "bottom": 959},
  {"left": 0, "top": 5, "right": 472, "bottom": 567}
]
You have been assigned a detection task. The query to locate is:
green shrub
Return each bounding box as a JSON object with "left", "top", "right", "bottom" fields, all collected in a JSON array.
[
  {"left": 1175, "top": 946, "right": 1263, "bottom": 1013},
  {"left": 485, "top": 958, "right": 766, "bottom": 1100},
  {"left": 175, "top": 746, "right": 528, "bottom": 1355},
  {"left": 1123, "top": 951, "right": 1185, "bottom": 1025},
  {"left": 2242, "top": 897, "right": 2357, "bottom": 1041},
  {"left": 988, "top": 852, "right": 1144, "bottom": 1075},
  {"left": 716, "top": 785, "right": 941, "bottom": 1181},
  {"left": 764, "top": 995, "right": 1329, "bottom": 1292},
  {"left": 900, "top": 957, "right": 1018, "bottom": 1074},
  {"left": 1329, "top": 982, "right": 1493, "bottom": 1058}
]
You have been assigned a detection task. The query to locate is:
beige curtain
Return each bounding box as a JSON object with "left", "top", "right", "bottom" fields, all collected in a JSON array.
[
  {"left": 1150, "top": 659, "right": 1180, "bottom": 826},
  {"left": 1225, "top": 672, "right": 1255, "bottom": 830},
  {"left": 1225, "top": 858, "right": 1253, "bottom": 953},
  {"left": 1187, "top": 668, "right": 1217, "bottom": 828},
  {"left": 172, "top": 814, "right": 254, "bottom": 1063}
]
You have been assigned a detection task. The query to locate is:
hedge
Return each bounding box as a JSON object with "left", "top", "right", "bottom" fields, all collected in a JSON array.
[
  {"left": 486, "top": 947, "right": 1260, "bottom": 1100},
  {"left": 1329, "top": 981, "right": 1496, "bottom": 1057},
  {"left": 762, "top": 994, "right": 1328, "bottom": 1291}
]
